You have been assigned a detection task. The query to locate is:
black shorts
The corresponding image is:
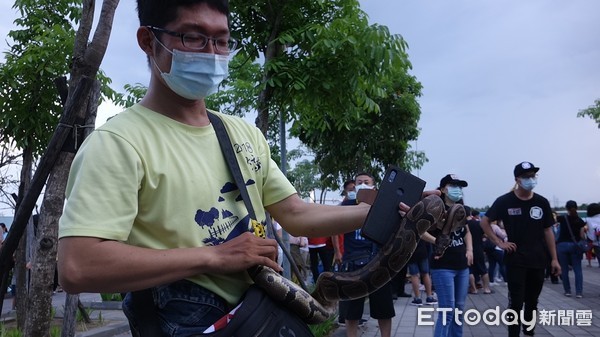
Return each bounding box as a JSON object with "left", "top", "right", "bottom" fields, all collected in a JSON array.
[
  {"left": 338, "top": 281, "right": 395, "bottom": 320},
  {"left": 469, "top": 253, "right": 488, "bottom": 276}
]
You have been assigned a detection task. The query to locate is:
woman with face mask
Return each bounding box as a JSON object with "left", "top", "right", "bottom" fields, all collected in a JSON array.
[{"left": 420, "top": 174, "right": 473, "bottom": 337}]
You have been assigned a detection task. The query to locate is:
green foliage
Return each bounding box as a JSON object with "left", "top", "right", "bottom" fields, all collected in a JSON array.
[
  {"left": 50, "top": 326, "right": 61, "bottom": 337},
  {"left": 100, "top": 293, "right": 123, "bottom": 301},
  {"left": 286, "top": 158, "right": 321, "bottom": 200},
  {"left": 76, "top": 307, "right": 94, "bottom": 323},
  {"left": 577, "top": 98, "right": 600, "bottom": 128},
  {"left": 0, "top": 324, "right": 23, "bottom": 337},
  {"left": 309, "top": 314, "right": 337, "bottom": 337},
  {"left": 0, "top": 0, "right": 82, "bottom": 155},
  {"left": 112, "top": 83, "right": 148, "bottom": 109},
  {"left": 220, "top": 0, "right": 426, "bottom": 190}
]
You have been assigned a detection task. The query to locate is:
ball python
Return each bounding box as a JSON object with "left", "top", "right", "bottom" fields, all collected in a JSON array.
[{"left": 249, "top": 194, "right": 467, "bottom": 324}]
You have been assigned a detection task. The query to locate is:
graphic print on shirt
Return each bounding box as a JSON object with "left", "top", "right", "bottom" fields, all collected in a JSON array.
[
  {"left": 234, "top": 141, "right": 262, "bottom": 172},
  {"left": 508, "top": 208, "right": 522, "bottom": 216},
  {"left": 448, "top": 226, "right": 466, "bottom": 248},
  {"left": 529, "top": 206, "right": 543, "bottom": 220},
  {"left": 194, "top": 179, "right": 257, "bottom": 246}
]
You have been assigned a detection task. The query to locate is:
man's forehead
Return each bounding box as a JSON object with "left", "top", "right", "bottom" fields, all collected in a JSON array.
[{"left": 355, "top": 175, "right": 373, "bottom": 182}]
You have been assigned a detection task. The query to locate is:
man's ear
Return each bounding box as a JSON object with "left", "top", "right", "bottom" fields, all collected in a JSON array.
[{"left": 137, "top": 26, "right": 155, "bottom": 56}]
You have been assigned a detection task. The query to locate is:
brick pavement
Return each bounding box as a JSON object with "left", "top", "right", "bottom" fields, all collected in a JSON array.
[
  {"left": 331, "top": 260, "right": 600, "bottom": 337},
  {"left": 2, "top": 261, "right": 599, "bottom": 336}
]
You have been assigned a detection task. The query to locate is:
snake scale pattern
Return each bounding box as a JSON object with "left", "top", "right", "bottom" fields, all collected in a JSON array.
[{"left": 250, "top": 194, "right": 467, "bottom": 324}]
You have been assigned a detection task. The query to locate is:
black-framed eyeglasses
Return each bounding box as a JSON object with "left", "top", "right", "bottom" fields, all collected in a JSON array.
[{"left": 147, "top": 26, "right": 237, "bottom": 54}]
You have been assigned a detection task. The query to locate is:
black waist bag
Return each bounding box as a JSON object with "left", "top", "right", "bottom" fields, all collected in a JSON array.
[
  {"left": 126, "top": 285, "right": 315, "bottom": 337},
  {"left": 204, "top": 285, "right": 315, "bottom": 337}
]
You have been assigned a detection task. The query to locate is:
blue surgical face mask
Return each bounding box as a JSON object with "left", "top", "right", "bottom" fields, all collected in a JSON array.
[
  {"left": 446, "top": 186, "right": 463, "bottom": 202},
  {"left": 519, "top": 177, "right": 537, "bottom": 191},
  {"left": 153, "top": 39, "right": 230, "bottom": 100},
  {"left": 347, "top": 191, "right": 357, "bottom": 200}
]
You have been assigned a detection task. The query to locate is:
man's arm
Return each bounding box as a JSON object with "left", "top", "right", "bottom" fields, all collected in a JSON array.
[
  {"left": 266, "top": 194, "right": 370, "bottom": 238},
  {"left": 58, "top": 232, "right": 282, "bottom": 294},
  {"left": 481, "top": 215, "right": 516, "bottom": 252}
]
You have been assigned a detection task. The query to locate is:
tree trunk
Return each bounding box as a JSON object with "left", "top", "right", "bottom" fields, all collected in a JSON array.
[
  {"left": 61, "top": 294, "right": 80, "bottom": 337},
  {"left": 25, "top": 80, "right": 100, "bottom": 337},
  {"left": 254, "top": 5, "right": 284, "bottom": 135},
  {"left": 15, "top": 147, "right": 33, "bottom": 329}
]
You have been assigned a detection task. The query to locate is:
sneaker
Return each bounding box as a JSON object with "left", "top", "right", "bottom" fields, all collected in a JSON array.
[
  {"left": 425, "top": 297, "right": 438, "bottom": 305},
  {"left": 411, "top": 298, "right": 423, "bottom": 306},
  {"left": 564, "top": 292, "right": 572, "bottom": 297},
  {"left": 576, "top": 294, "right": 583, "bottom": 298},
  {"left": 338, "top": 320, "right": 345, "bottom": 326},
  {"left": 358, "top": 318, "right": 367, "bottom": 326}
]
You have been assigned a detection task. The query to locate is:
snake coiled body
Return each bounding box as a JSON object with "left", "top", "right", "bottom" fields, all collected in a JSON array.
[{"left": 251, "top": 195, "right": 467, "bottom": 324}]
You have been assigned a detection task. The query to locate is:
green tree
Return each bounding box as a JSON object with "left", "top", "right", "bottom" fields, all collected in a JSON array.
[
  {"left": 578, "top": 98, "right": 600, "bottom": 128},
  {"left": 217, "top": 0, "right": 424, "bottom": 190},
  {"left": 0, "top": 0, "right": 120, "bottom": 335},
  {"left": 286, "top": 158, "right": 321, "bottom": 200},
  {"left": 0, "top": 0, "right": 83, "bottom": 329}
]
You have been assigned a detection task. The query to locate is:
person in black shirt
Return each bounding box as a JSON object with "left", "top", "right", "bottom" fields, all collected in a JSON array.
[
  {"left": 422, "top": 174, "right": 472, "bottom": 337},
  {"left": 556, "top": 200, "right": 586, "bottom": 297},
  {"left": 467, "top": 209, "right": 493, "bottom": 294},
  {"left": 481, "top": 161, "right": 560, "bottom": 337}
]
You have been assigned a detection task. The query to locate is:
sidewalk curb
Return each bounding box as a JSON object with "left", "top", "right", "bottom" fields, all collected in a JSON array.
[{"left": 76, "top": 321, "right": 130, "bottom": 337}]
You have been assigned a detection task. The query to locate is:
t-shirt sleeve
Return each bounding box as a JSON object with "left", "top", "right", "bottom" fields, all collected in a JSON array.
[
  {"left": 485, "top": 197, "right": 501, "bottom": 221},
  {"left": 59, "top": 130, "right": 142, "bottom": 241},
  {"left": 253, "top": 129, "right": 297, "bottom": 207}
]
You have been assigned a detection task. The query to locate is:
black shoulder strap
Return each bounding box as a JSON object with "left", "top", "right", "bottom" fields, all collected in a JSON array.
[
  {"left": 208, "top": 112, "right": 309, "bottom": 292},
  {"left": 208, "top": 112, "right": 256, "bottom": 220},
  {"left": 563, "top": 214, "right": 578, "bottom": 243}
]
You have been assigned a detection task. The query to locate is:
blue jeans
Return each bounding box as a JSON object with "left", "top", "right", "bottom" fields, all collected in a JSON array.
[
  {"left": 430, "top": 268, "right": 469, "bottom": 337},
  {"left": 123, "top": 280, "right": 228, "bottom": 336},
  {"left": 557, "top": 241, "right": 583, "bottom": 295}
]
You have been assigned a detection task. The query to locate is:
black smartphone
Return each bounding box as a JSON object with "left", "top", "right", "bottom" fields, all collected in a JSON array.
[{"left": 360, "top": 166, "right": 426, "bottom": 246}]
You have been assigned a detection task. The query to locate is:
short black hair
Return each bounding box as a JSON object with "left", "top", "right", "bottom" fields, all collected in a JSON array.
[
  {"left": 354, "top": 172, "right": 374, "bottom": 180},
  {"left": 343, "top": 180, "right": 355, "bottom": 190},
  {"left": 565, "top": 200, "right": 578, "bottom": 210},
  {"left": 471, "top": 209, "right": 480, "bottom": 217},
  {"left": 137, "top": 0, "right": 229, "bottom": 27},
  {"left": 587, "top": 203, "right": 600, "bottom": 217}
]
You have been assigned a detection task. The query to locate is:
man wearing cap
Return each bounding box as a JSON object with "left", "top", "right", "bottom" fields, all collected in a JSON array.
[{"left": 481, "top": 162, "right": 560, "bottom": 337}]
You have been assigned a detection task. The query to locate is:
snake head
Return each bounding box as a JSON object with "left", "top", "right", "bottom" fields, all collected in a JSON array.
[{"left": 433, "top": 234, "right": 452, "bottom": 258}]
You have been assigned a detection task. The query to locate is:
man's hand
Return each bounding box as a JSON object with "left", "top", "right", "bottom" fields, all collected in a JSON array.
[
  {"left": 398, "top": 190, "right": 442, "bottom": 216},
  {"left": 497, "top": 240, "right": 517, "bottom": 253},
  {"left": 551, "top": 259, "right": 561, "bottom": 276},
  {"left": 211, "top": 232, "right": 282, "bottom": 273}
]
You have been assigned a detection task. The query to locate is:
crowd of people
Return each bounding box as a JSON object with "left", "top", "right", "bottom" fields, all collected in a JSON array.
[
  {"left": 282, "top": 163, "right": 599, "bottom": 337},
  {"left": 47, "top": 1, "right": 597, "bottom": 337}
]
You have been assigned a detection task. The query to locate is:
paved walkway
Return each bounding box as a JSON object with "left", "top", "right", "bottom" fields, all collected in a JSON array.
[
  {"left": 2, "top": 260, "right": 599, "bottom": 336},
  {"left": 332, "top": 260, "right": 600, "bottom": 337}
]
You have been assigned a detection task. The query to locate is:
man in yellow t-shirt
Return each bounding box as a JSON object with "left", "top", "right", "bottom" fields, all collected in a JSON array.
[{"left": 58, "top": 1, "right": 370, "bottom": 335}]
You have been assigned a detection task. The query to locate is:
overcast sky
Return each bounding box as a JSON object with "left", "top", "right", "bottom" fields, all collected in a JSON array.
[{"left": 1, "top": 0, "right": 599, "bottom": 211}]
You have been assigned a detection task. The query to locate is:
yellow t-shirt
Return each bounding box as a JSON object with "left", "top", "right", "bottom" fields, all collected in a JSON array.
[{"left": 59, "top": 104, "right": 297, "bottom": 305}]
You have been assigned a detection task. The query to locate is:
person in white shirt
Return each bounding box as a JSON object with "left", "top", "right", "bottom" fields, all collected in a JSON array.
[{"left": 585, "top": 203, "right": 600, "bottom": 267}]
